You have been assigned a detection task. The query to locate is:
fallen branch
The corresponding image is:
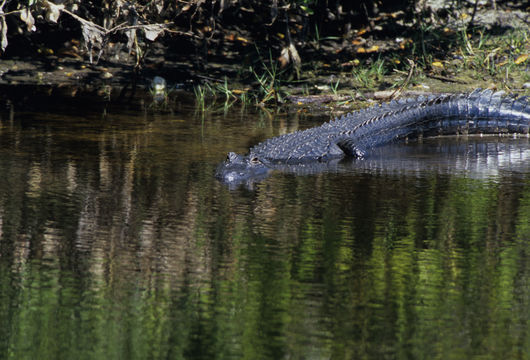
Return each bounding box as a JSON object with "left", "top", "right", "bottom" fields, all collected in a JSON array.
[
  {"left": 388, "top": 59, "right": 415, "bottom": 100},
  {"left": 363, "top": 90, "right": 438, "bottom": 100},
  {"left": 425, "top": 73, "right": 469, "bottom": 84}
]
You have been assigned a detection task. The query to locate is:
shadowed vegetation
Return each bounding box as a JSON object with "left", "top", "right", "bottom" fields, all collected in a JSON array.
[{"left": 0, "top": 1, "right": 528, "bottom": 106}]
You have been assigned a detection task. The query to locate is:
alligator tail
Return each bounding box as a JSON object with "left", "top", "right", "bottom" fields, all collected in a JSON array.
[{"left": 342, "top": 89, "right": 530, "bottom": 156}]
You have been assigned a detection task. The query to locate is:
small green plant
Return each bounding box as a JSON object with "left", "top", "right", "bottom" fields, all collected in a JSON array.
[
  {"left": 253, "top": 69, "right": 277, "bottom": 104},
  {"left": 310, "top": 24, "right": 341, "bottom": 51},
  {"left": 251, "top": 49, "right": 286, "bottom": 104},
  {"left": 330, "top": 76, "right": 340, "bottom": 94},
  {"left": 194, "top": 85, "right": 207, "bottom": 111},
  {"left": 213, "top": 77, "right": 238, "bottom": 103},
  {"left": 476, "top": 30, "right": 490, "bottom": 51},
  {"left": 352, "top": 58, "right": 386, "bottom": 89}
]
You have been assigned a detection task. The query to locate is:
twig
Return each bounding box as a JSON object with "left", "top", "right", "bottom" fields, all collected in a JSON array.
[
  {"left": 164, "top": 29, "right": 201, "bottom": 39},
  {"left": 363, "top": 90, "right": 438, "bottom": 101},
  {"left": 60, "top": 6, "right": 171, "bottom": 37},
  {"left": 60, "top": 7, "right": 106, "bottom": 32},
  {"left": 107, "top": 23, "right": 167, "bottom": 35},
  {"left": 389, "top": 59, "right": 415, "bottom": 100},
  {"left": 196, "top": 74, "right": 224, "bottom": 82},
  {"left": 0, "top": 8, "right": 25, "bottom": 17},
  {"left": 107, "top": 21, "right": 129, "bottom": 33},
  {"left": 425, "top": 73, "right": 468, "bottom": 84}
]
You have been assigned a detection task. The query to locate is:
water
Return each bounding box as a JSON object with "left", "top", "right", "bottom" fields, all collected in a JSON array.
[{"left": 0, "top": 98, "right": 529, "bottom": 359}]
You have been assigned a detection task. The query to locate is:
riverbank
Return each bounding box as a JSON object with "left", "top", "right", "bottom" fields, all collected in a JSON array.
[{"left": 0, "top": 3, "right": 528, "bottom": 111}]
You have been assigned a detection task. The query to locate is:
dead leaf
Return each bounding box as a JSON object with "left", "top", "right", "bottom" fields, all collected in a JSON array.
[
  {"left": 514, "top": 54, "right": 528, "bottom": 64},
  {"left": 38, "top": 47, "right": 54, "bottom": 55},
  {"left": 82, "top": 22, "right": 104, "bottom": 46},
  {"left": 81, "top": 21, "right": 105, "bottom": 62},
  {"left": 432, "top": 61, "right": 444, "bottom": 68},
  {"left": 352, "top": 38, "right": 364, "bottom": 46},
  {"left": 288, "top": 43, "right": 301, "bottom": 69},
  {"left": 125, "top": 29, "right": 136, "bottom": 54},
  {"left": 20, "top": 8, "right": 36, "bottom": 32},
  {"left": 143, "top": 24, "right": 165, "bottom": 41},
  {"left": 236, "top": 36, "right": 250, "bottom": 44},
  {"left": 278, "top": 43, "right": 301, "bottom": 72},
  {"left": 279, "top": 47, "right": 289, "bottom": 67},
  {"left": 44, "top": 1, "right": 64, "bottom": 23}
]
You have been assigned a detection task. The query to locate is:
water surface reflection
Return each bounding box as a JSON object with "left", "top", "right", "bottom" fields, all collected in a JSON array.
[{"left": 0, "top": 103, "right": 528, "bottom": 359}]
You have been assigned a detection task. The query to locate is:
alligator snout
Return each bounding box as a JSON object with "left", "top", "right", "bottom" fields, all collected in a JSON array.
[{"left": 215, "top": 152, "right": 270, "bottom": 187}]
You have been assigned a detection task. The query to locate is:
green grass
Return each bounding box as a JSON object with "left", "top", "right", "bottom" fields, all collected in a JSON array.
[
  {"left": 451, "top": 28, "right": 529, "bottom": 87},
  {"left": 351, "top": 58, "right": 387, "bottom": 89},
  {"left": 192, "top": 28, "right": 529, "bottom": 110}
]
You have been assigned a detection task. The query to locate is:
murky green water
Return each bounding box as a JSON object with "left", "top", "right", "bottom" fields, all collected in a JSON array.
[{"left": 0, "top": 99, "right": 529, "bottom": 359}]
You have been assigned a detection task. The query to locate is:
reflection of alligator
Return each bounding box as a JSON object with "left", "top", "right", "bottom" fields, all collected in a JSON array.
[
  {"left": 262, "top": 138, "right": 530, "bottom": 181},
  {"left": 216, "top": 89, "right": 530, "bottom": 187}
]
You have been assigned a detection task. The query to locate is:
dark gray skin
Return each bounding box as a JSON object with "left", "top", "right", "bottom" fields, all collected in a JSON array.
[
  {"left": 216, "top": 89, "right": 530, "bottom": 188},
  {"left": 217, "top": 152, "right": 270, "bottom": 185}
]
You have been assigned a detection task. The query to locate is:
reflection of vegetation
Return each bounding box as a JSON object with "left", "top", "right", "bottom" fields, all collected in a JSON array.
[{"left": 0, "top": 106, "right": 529, "bottom": 359}]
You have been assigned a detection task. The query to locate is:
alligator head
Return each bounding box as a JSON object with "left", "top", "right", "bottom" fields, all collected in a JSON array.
[{"left": 215, "top": 152, "right": 271, "bottom": 187}]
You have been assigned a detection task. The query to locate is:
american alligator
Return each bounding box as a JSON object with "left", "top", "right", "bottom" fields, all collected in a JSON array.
[{"left": 216, "top": 89, "right": 530, "bottom": 187}]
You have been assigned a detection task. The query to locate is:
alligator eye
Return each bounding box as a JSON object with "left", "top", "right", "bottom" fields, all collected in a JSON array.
[
  {"left": 250, "top": 157, "right": 260, "bottom": 165},
  {"left": 227, "top": 152, "right": 238, "bottom": 162}
]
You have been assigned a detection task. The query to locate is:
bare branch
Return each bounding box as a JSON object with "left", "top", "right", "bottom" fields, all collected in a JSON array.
[
  {"left": 58, "top": 7, "right": 106, "bottom": 32},
  {"left": 0, "top": 8, "right": 25, "bottom": 17}
]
